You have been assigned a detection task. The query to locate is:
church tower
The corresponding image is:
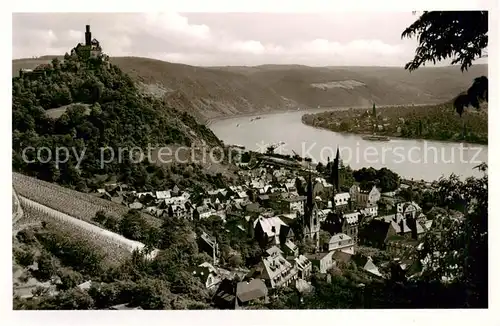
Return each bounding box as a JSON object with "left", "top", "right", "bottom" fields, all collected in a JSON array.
[
  {"left": 303, "top": 164, "right": 320, "bottom": 251},
  {"left": 331, "top": 147, "right": 341, "bottom": 193}
]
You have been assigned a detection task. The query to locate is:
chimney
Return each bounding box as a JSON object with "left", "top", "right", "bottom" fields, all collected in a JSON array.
[{"left": 85, "top": 25, "right": 91, "bottom": 46}]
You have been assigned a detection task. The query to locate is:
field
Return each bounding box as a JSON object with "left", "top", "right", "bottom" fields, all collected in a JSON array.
[
  {"left": 12, "top": 56, "right": 487, "bottom": 122},
  {"left": 12, "top": 172, "right": 161, "bottom": 227},
  {"left": 18, "top": 202, "right": 131, "bottom": 265},
  {"left": 44, "top": 103, "right": 90, "bottom": 119}
]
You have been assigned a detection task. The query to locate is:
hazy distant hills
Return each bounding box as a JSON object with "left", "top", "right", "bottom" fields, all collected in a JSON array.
[{"left": 13, "top": 56, "right": 487, "bottom": 122}]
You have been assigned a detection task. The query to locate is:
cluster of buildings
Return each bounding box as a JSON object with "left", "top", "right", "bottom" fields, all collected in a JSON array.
[{"left": 91, "top": 148, "right": 438, "bottom": 308}]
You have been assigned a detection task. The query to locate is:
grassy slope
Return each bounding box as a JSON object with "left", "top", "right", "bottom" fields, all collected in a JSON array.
[{"left": 13, "top": 56, "right": 487, "bottom": 121}]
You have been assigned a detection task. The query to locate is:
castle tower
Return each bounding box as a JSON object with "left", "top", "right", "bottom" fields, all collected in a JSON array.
[
  {"left": 303, "top": 164, "right": 320, "bottom": 251},
  {"left": 85, "top": 25, "right": 91, "bottom": 46}
]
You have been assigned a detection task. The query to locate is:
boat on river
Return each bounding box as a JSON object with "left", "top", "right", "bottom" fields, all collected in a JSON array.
[{"left": 362, "top": 135, "right": 391, "bottom": 141}]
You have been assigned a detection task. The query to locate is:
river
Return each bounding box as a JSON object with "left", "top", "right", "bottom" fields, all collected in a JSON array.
[{"left": 209, "top": 110, "right": 488, "bottom": 181}]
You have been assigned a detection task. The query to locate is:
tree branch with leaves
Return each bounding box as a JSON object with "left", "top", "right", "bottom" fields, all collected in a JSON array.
[{"left": 402, "top": 11, "right": 488, "bottom": 116}]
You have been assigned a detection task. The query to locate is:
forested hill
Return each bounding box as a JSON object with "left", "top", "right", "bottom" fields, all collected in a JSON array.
[
  {"left": 14, "top": 56, "right": 488, "bottom": 122},
  {"left": 12, "top": 49, "right": 222, "bottom": 191}
]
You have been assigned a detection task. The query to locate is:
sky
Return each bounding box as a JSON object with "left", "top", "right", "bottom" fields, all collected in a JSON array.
[{"left": 11, "top": 12, "right": 487, "bottom": 67}]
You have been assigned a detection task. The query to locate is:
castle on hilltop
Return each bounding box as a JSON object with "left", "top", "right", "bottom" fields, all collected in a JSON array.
[
  {"left": 18, "top": 25, "right": 106, "bottom": 79},
  {"left": 72, "top": 25, "right": 103, "bottom": 59}
]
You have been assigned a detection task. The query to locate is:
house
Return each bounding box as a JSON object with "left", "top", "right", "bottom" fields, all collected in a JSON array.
[
  {"left": 386, "top": 237, "right": 420, "bottom": 256},
  {"left": 273, "top": 193, "right": 306, "bottom": 214},
  {"left": 360, "top": 204, "right": 378, "bottom": 218},
  {"left": 135, "top": 192, "right": 155, "bottom": 199},
  {"left": 353, "top": 255, "right": 383, "bottom": 278},
  {"left": 350, "top": 185, "right": 381, "bottom": 208},
  {"left": 293, "top": 255, "right": 312, "bottom": 279},
  {"left": 390, "top": 258, "right": 423, "bottom": 281},
  {"left": 397, "top": 201, "right": 425, "bottom": 221},
  {"left": 359, "top": 212, "right": 425, "bottom": 249},
  {"left": 358, "top": 219, "right": 392, "bottom": 249},
  {"left": 284, "top": 182, "right": 298, "bottom": 194},
  {"left": 306, "top": 250, "right": 336, "bottom": 274},
  {"left": 198, "top": 231, "right": 220, "bottom": 265},
  {"left": 282, "top": 240, "right": 299, "bottom": 257},
  {"left": 253, "top": 216, "right": 294, "bottom": 248},
  {"left": 191, "top": 262, "right": 222, "bottom": 291},
  {"left": 213, "top": 278, "right": 268, "bottom": 309},
  {"left": 333, "top": 192, "right": 351, "bottom": 210},
  {"left": 168, "top": 203, "right": 191, "bottom": 219},
  {"left": 213, "top": 279, "right": 238, "bottom": 309},
  {"left": 145, "top": 206, "right": 164, "bottom": 217},
  {"left": 260, "top": 246, "right": 298, "bottom": 288},
  {"left": 257, "top": 194, "right": 271, "bottom": 207},
  {"left": 380, "top": 212, "right": 425, "bottom": 239},
  {"left": 295, "top": 279, "right": 314, "bottom": 294},
  {"left": 323, "top": 211, "right": 360, "bottom": 243},
  {"left": 311, "top": 178, "right": 332, "bottom": 202},
  {"left": 332, "top": 250, "right": 353, "bottom": 266},
  {"left": 235, "top": 279, "right": 268, "bottom": 308},
  {"left": 317, "top": 208, "right": 333, "bottom": 222},
  {"left": 327, "top": 233, "right": 355, "bottom": 254},
  {"left": 155, "top": 190, "right": 171, "bottom": 199},
  {"left": 193, "top": 205, "right": 214, "bottom": 219}
]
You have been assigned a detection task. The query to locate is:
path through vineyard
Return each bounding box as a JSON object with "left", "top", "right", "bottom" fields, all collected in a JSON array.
[{"left": 16, "top": 196, "right": 159, "bottom": 259}]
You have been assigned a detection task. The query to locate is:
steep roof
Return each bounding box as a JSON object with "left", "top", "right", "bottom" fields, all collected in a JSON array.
[
  {"left": 344, "top": 212, "right": 360, "bottom": 225},
  {"left": 236, "top": 279, "right": 268, "bottom": 303},
  {"left": 334, "top": 192, "right": 350, "bottom": 204},
  {"left": 262, "top": 246, "right": 294, "bottom": 287},
  {"left": 294, "top": 255, "right": 311, "bottom": 270},
  {"left": 361, "top": 219, "right": 391, "bottom": 246},
  {"left": 329, "top": 233, "right": 353, "bottom": 250},
  {"left": 253, "top": 216, "right": 287, "bottom": 238}
]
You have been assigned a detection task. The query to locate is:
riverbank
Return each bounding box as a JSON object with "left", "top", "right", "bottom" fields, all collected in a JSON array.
[
  {"left": 302, "top": 121, "right": 487, "bottom": 146},
  {"left": 301, "top": 103, "right": 488, "bottom": 145},
  {"left": 205, "top": 103, "right": 436, "bottom": 127},
  {"left": 205, "top": 107, "right": 300, "bottom": 127},
  {"left": 209, "top": 109, "right": 487, "bottom": 182}
]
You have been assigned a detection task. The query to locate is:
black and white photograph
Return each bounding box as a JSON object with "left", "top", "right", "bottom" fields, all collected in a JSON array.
[{"left": 8, "top": 3, "right": 494, "bottom": 319}]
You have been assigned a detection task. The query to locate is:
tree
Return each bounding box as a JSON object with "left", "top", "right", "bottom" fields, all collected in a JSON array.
[
  {"left": 51, "top": 288, "right": 95, "bottom": 310},
  {"left": 228, "top": 254, "right": 243, "bottom": 268},
  {"left": 36, "top": 251, "right": 58, "bottom": 281},
  {"left": 119, "top": 210, "right": 148, "bottom": 241},
  {"left": 14, "top": 248, "right": 35, "bottom": 267},
  {"left": 417, "top": 170, "right": 487, "bottom": 307},
  {"left": 372, "top": 103, "right": 376, "bottom": 117},
  {"left": 316, "top": 162, "right": 325, "bottom": 173},
  {"left": 402, "top": 11, "right": 488, "bottom": 115},
  {"left": 57, "top": 268, "right": 84, "bottom": 291}
]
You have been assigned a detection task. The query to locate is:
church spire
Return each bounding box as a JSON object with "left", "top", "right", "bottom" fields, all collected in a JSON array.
[
  {"left": 332, "top": 147, "right": 341, "bottom": 193},
  {"left": 306, "top": 162, "right": 313, "bottom": 211}
]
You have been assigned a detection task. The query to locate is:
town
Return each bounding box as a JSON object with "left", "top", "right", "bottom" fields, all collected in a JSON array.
[
  {"left": 70, "top": 146, "right": 446, "bottom": 309},
  {"left": 12, "top": 12, "right": 488, "bottom": 311}
]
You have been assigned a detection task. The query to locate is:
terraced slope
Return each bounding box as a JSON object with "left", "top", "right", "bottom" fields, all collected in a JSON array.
[{"left": 13, "top": 173, "right": 161, "bottom": 227}]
